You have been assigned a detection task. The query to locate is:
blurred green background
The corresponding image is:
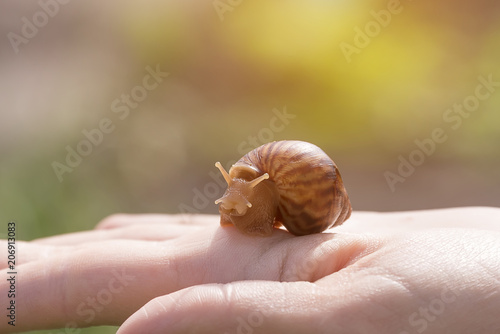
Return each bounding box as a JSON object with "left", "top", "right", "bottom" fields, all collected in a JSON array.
[{"left": 1, "top": 0, "right": 499, "bottom": 333}]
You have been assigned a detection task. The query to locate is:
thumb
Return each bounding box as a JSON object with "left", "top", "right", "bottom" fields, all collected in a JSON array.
[{"left": 117, "top": 280, "right": 356, "bottom": 334}]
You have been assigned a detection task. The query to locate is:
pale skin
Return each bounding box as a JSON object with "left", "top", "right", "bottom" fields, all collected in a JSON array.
[{"left": 1, "top": 207, "right": 499, "bottom": 333}]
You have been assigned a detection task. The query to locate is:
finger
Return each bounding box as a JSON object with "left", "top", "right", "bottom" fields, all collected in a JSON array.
[
  {"left": 117, "top": 281, "right": 357, "bottom": 334},
  {"left": 0, "top": 225, "right": 376, "bottom": 332},
  {"left": 0, "top": 238, "right": 184, "bottom": 333},
  {"left": 33, "top": 223, "right": 207, "bottom": 245},
  {"left": 95, "top": 214, "right": 219, "bottom": 230},
  {"left": 0, "top": 241, "right": 61, "bottom": 269}
]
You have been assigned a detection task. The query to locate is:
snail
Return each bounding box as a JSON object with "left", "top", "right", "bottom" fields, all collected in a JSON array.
[{"left": 214, "top": 140, "right": 352, "bottom": 236}]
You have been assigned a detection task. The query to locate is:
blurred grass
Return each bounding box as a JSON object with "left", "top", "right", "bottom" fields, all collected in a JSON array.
[
  {"left": 1, "top": 0, "right": 500, "bottom": 333},
  {"left": 24, "top": 327, "right": 117, "bottom": 334}
]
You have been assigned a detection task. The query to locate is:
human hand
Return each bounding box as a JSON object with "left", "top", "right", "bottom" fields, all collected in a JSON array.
[
  {"left": 117, "top": 207, "right": 500, "bottom": 334},
  {"left": 1, "top": 207, "right": 499, "bottom": 333}
]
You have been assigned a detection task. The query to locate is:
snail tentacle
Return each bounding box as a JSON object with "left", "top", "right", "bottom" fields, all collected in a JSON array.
[
  {"left": 215, "top": 162, "right": 232, "bottom": 185},
  {"left": 248, "top": 173, "right": 269, "bottom": 188}
]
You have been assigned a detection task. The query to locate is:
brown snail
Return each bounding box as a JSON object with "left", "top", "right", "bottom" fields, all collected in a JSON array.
[{"left": 214, "top": 140, "right": 352, "bottom": 236}]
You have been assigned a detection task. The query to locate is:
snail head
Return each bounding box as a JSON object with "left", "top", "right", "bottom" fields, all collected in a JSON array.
[{"left": 214, "top": 162, "right": 269, "bottom": 216}]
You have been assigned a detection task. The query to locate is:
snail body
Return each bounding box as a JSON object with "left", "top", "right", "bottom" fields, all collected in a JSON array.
[{"left": 215, "top": 140, "right": 351, "bottom": 236}]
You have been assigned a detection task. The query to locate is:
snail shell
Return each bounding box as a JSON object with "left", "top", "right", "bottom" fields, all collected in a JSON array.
[{"left": 214, "top": 140, "right": 352, "bottom": 236}]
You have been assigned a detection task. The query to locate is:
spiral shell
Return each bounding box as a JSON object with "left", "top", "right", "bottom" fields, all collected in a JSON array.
[{"left": 215, "top": 140, "right": 352, "bottom": 236}]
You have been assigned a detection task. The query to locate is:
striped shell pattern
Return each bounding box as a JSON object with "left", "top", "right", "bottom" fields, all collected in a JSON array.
[{"left": 215, "top": 140, "right": 352, "bottom": 236}]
